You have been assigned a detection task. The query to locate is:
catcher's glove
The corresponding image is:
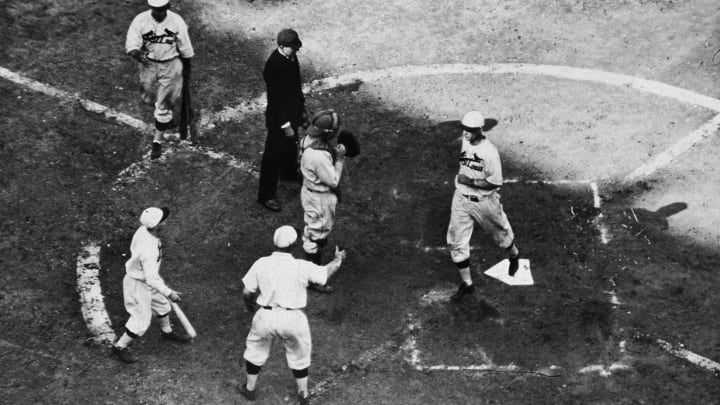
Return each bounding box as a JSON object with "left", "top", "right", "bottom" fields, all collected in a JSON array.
[{"left": 337, "top": 130, "right": 360, "bottom": 158}]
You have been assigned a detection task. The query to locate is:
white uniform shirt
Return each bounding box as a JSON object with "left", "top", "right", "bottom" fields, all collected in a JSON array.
[
  {"left": 242, "top": 252, "right": 328, "bottom": 309},
  {"left": 125, "top": 10, "right": 194, "bottom": 61},
  {"left": 454, "top": 135, "right": 503, "bottom": 197},
  {"left": 301, "top": 141, "right": 343, "bottom": 192},
  {"left": 124, "top": 226, "right": 172, "bottom": 296}
]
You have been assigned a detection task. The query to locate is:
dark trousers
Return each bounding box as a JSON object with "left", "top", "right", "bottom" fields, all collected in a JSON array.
[{"left": 257, "top": 126, "right": 299, "bottom": 202}]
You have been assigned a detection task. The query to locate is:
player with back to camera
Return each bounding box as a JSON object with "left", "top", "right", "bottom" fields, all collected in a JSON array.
[{"left": 238, "top": 225, "right": 346, "bottom": 404}]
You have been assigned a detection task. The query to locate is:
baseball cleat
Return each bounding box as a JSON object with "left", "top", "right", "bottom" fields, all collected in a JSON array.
[
  {"left": 150, "top": 142, "right": 162, "bottom": 160},
  {"left": 111, "top": 346, "right": 138, "bottom": 363},
  {"left": 238, "top": 383, "right": 256, "bottom": 401},
  {"left": 508, "top": 256, "right": 520, "bottom": 276},
  {"left": 450, "top": 282, "right": 475, "bottom": 302},
  {"left": 161, "top": 330, "right": 192, "bottom": 343},
  {"left": 298, "top": 391, "right": 310, "bottom": 405}
]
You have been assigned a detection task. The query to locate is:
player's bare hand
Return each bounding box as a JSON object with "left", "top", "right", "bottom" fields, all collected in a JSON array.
[
  {"left": 168, "top": 290, "right": 182, "bottom": 302},
  {"left": 334, "top": 246, "right": 347, "bottom": 261},
  {"left": 129, "top": 50, "right": 150, "bottom": 66},
  {"left": 335, "top": 144, "right": 346, "bottom": 159},
  {"left": 283, "top": 125, "right": 295, "bottom": 137}
]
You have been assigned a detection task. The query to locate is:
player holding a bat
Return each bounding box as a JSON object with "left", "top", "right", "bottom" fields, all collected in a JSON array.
[{"left": 112, "top": 206, "right": 192, "bottom": 364}]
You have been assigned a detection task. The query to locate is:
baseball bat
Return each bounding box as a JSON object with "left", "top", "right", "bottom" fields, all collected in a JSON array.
[
  {"left": 179, "top": 74, "right": 196, "bottom": 141},
  {"left": 170, "top": 302, "right": 197, "bottom": 339}
]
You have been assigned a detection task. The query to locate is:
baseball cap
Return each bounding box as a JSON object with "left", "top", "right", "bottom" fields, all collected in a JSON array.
[
  {"left": 140, "top": 207, "right": 170, "bottom": 229},
  {"left": 306, "top": 110, "right": 340, "bottom": 137},
  {"left": 461, "top": 111, "right": 485, "bottom": 131},
  {"left": 148, "top": 0, "right": 170, "bottom": 7},
  {"left": 277, "top": 28, "right": 302, "bottom": 48},
  {"left": 273, "top": 225, "right": 298, "bottom": 248}
]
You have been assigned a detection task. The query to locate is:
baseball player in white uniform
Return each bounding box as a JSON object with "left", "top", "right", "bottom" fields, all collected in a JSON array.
[
  {"left": 447, "top": 111, "right": 521, "bottom": 302},
  {"left": 299, "top": 110, "right": 346, "bottom": 293},
  {"left": 239, "top": 225, "right": 346, "bottom": 405},
  {"left": 111, "top": 207, "right": 191, "bottom": 364},
  {"left": 126, "top": 0, "right": 194, "bottom": 159}
]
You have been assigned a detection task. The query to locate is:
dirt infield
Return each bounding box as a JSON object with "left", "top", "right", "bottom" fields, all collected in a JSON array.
[{"left": 2, "top": 1, "right": 720, "bottom": 404}]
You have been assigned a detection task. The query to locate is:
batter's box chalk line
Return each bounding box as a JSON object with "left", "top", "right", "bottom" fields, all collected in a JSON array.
[
  {"left": 112, "top": 142, "right": 258, "bottom": 190},
  {"left": 399, "top": 311, "right": 562, "bottom": 377},
  {"left": 414, "top": 286, "right": 640, "bottom": 378}
]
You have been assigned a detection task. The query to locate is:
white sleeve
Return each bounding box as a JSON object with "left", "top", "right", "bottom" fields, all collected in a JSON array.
[
  {"left": 242, "top": 263, "right": 259, "bottom": 293},
  {"left": 313, "top": 150, "right": 342, "bottom": 188},
  {"left": 125, "top": 15, "right": 144, "bottom": 54},
  {"left": 298, "top": 259, "right": 328, "bottom": 285},
  {"left": 485, "top": 150, "right": 502, "bottom": 186},
  {"left": 141, "top": 248, "right": 172, "bottom": 296},
  {"left": 175, "top": 16, "right": 194, "bottom": 58}
]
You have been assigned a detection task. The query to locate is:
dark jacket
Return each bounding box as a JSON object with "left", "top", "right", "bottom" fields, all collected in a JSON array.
[{"left": 263, "top": 49, "right": 305, "bottom": 129}]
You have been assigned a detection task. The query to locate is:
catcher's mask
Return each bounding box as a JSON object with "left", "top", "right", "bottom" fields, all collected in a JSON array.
[{"left": 306, "top": 110, "right": 340, "bottom": 140}]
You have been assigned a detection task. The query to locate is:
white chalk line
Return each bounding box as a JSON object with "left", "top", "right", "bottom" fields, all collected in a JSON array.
[
  {"left": 76, "top": 242, "right": 116, "bottom": 345},
  {"left": 590, "top": 182, "right": 610, "bottom": 244},
  {"left": 203, "top": 63, "right": 720, "bottom": 182},
  {"left": 399, "top": 309, "right": 562, "bottom": 377},
  {"left": 624, "top": 113, "right": 720, "bottom": 183},
  {"left": 311, "top": 340, "right": 395, "bottom": 398},
  {"left": 0, "top": 66, "right": 258, "bottom": 183},
  {"left": 655, "top": 339, "right": 720, "bottom": 374},
  {"left": 3, "top": 63, "right": 715, "bottom": 375},
  {"left": 410, "top": 287, "right": 634, "bottom": 378}
]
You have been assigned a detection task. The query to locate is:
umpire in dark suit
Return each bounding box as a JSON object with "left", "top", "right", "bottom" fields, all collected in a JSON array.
[{"left": 257, "top": 28, "right": 306, "bottom": 212}]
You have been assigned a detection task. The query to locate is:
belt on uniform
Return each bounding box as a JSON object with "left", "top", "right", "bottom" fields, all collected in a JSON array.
[
  {"left": 306, "top": 187, "right": 331, "bottom": 193},
  {"left": 261, "top": 305, "right": 295, "bottom": 310},
  {"left": 146, "top": 56, "right": 178, "bottom": 63}
]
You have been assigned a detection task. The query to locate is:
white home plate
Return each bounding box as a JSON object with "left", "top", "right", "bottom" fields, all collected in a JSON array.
[{"left": 484, "top": 259, "right": 533, "bottom": 286}]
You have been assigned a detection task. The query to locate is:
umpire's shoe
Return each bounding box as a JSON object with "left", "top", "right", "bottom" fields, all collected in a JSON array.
[
  {"left": 450, "top": 282, "right": 475, "bottom": 302},
  {"left": 111, "top": 345, "right": 138, "bottom": 364},
  {"left": 161, "top": 330, "right": 192, "bottom": 343}
]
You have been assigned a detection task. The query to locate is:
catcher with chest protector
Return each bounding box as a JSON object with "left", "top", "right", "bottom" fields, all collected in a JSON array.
[{"left": 298, "top": 110, "right": 359, "bottom": 293}]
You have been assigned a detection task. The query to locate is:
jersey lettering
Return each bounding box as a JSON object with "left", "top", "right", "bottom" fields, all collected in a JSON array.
[
  {"left": 459, "top": 151, "right": 485, "bottom": 172},
  {"left": 142, "top": 28, "right": 178, "bottom": 46}
]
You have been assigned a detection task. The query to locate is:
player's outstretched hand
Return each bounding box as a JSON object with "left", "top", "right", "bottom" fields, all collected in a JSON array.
[
  {"left": 168, "top": 290, "right": 182, "bottom": 302},
  {"left": 334, "top": 246, "right": 347, "bottom": 261}
]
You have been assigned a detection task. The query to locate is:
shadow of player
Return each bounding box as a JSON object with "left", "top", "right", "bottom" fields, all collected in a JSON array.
[{"left": 618, "top": 202, "right": 688, "bottom": 234}]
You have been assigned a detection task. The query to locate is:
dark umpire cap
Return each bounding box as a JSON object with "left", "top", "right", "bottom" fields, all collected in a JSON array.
[{"left": 277, "top": 28, "right": 302, "bottom": 48}]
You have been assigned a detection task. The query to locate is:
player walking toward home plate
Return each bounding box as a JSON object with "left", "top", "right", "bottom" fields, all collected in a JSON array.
[
  {"left": 125, "top": 0, "right": 194, "bottom": 159},
  {"left": 238, "top": 225, "right": 346, "bottom": 404},
  {"left": 111, "top": 207, "right": 191, "bottom": 364},
  {"left": 447, "top": 111, "right": 521, "bottom": 302}
]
